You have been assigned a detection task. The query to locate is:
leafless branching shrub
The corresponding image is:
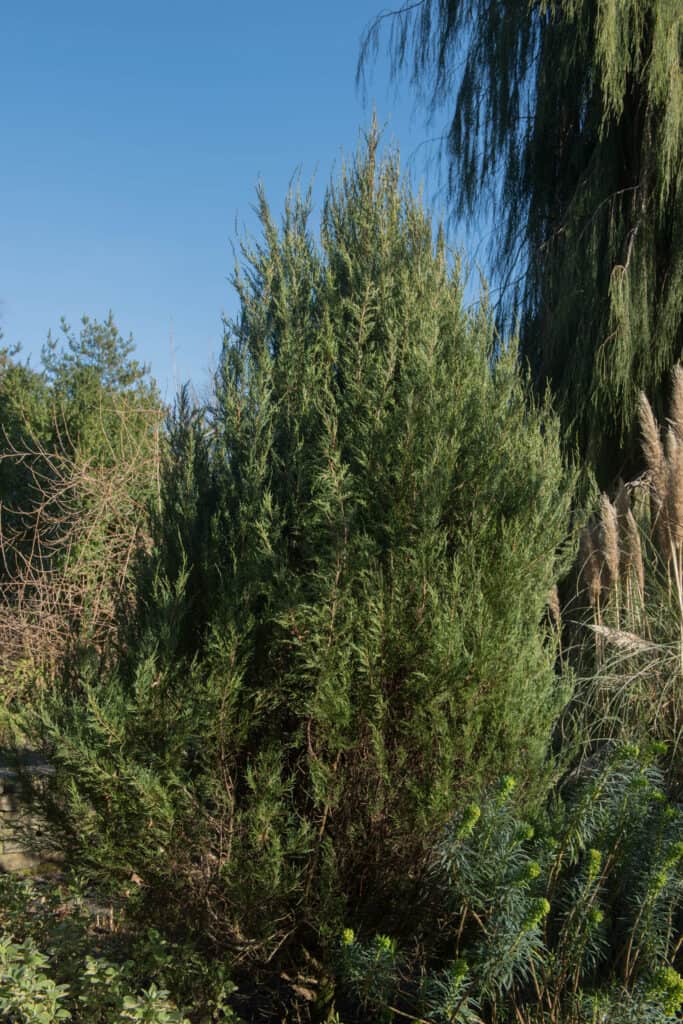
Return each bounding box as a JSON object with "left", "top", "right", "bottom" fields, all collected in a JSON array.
[{"left": 0, "top": 397, "right": 162, "bottom": 683}]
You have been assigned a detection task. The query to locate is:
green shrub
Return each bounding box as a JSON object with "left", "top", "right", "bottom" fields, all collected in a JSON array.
[
  {"left": 335, "top": 747, "right": 683, "bottom": 1024},
  {"left": 25, "top": 129, "right": 574, "bottom": 979},
  {"left": 0, "top": 874, "right": 239, "bottom": 1023}
]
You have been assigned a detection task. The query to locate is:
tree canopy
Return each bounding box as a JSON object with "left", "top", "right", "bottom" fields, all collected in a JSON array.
[{"left": 361, "top": 0, "right": 683, "bottom": 485}]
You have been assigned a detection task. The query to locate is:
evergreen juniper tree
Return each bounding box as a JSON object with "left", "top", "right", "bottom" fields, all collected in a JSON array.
[
  {"left": 30, "top": 132, "right": 574, "bottom": 978},
  {"left": 361, "top": 1, "right": 683, "bottom": 486}
]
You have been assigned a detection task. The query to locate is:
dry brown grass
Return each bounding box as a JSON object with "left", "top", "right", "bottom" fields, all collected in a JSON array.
[
  {"left": 670, "top": 364, "right": 683, "bottom": 443},
  {"left": 578, "top": 520, "right": 602, "bottom": 612},
  {"left": 639, "top": 392, "right": 667, "bottom": 546},
  {"left": 548, "top": 584, "right": 561, "bottom": 625},
  {"left": 623, "top": 507, "right": 645, "bottom": 606},
  {"left": 666, "top": 438, "right": 683, "bottom": 549},
  {"left": 587, "top": 623, "right": 654, "bottom": 654}
]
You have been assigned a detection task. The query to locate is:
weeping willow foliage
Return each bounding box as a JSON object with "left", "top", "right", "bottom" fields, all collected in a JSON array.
[
  {"left": 28, "top": 133, "right": 573, "bottom": 974},
  {"left": 360, "top": 0, "right": 683, "bottom": 484}
]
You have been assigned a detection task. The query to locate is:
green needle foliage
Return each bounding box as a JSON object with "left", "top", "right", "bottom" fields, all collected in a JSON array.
[
  {"left": 361, "top": 0, "right": 683, "bottom": 485},
  {"left": 27, "top": 132, "right": 573, "bottom": 986}
]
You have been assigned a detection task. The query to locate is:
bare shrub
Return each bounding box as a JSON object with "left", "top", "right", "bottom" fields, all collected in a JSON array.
[{"left": 0, "top": 397, "right": 162, "bottom": 683}]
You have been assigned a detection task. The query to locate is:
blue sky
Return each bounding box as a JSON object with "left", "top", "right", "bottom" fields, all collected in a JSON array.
[{"left": 1, "top": 2, "right": 464, "bottom": 398}]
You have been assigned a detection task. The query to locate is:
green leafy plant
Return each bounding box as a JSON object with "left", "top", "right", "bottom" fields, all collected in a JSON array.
[
  {"left": 335, "top": 749, "right": 683, "bottom": 1024},
  {"left": 0, "top": 935, "right": 71, "bottom": 1024},
  {"left": 0, "top": 874, "right": 236, "bottom": 1024}
]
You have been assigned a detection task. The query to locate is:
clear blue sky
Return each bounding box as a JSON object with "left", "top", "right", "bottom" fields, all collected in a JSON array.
[{"left": 1, "top": 2, "right": 461, "bottom": 399}]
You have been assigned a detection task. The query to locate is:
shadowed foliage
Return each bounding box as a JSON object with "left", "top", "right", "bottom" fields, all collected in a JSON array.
[{"left": 360, "top": 0, "right": 683, "bottom": 486}]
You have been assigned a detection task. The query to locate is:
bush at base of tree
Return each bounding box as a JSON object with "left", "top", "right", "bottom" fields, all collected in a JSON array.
[
  {"left": 335, "top": 746, "right": 683, "bottom": 1024},
  {"left": 22, "top": 131, "right": 575, "bottom": 985},
  {"left": 0, "top": 873, "right": 238, "bottom": 1023}
]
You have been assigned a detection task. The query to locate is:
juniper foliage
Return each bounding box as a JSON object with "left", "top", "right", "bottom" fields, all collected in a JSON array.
[{"left": 29, "top": 133, "right": 573, "bottom": 976}]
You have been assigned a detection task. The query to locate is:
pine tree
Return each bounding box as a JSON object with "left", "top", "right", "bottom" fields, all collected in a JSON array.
[
  {"left": 41, "top": 313, "right": 155, "bottom": 455},
  {"left": 361, "top": 1, "right": 683, "bottom": 485}
]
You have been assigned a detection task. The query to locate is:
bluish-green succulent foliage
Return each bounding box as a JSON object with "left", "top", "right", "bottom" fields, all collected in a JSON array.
[{"left": 336, "top": 749, "right": 683, "bottom": 1024}]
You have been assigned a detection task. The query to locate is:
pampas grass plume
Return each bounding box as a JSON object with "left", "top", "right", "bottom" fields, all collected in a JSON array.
[
  {"left": 625, "top": 508, "right": 645, "bottom": 602},
  {"left": 547, "top": 584, "right": 561, "bottom": 625},
  {"left": 579, "top": 521, "right": 603, "bottom": 610},
  {"left": 639, "top": 392, "right": 666, "bottom": 511},
  {"left": 600, "top": 494, "right": 619, "bottom": 591},
  {"left": 666, "top": 442, "right": 683, "bottom": 549},
  {"left": 670, "top": 364, "right": 683, "bottom": 443}
]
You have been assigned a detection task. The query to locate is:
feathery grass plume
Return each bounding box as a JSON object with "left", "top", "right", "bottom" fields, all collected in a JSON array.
[
  {"left": 588, "top": 624, "right": 654, "bottom": 655},
  {"left": 639, "top": 392, "right": 668, "bottom": 550},
  {"left": 578, "top": 522, "right": 601, "bottom": 610},
  {"left": 600, "top": 494, "right": 619, "bottom": 593},
  {"left": 656, "top": 367, "right": 683, "bottom": 675},
  {"left": 639, "top": 392, "right": 666, "bottom": 502},
  {"left": 614, "top": 479, "right": 645, "bottom": 609},
  {"left": 624, "top": 508, "right": 645, "bottom": 606},
  {"left": 579, "top": 520, "right": 605, "bottom": 663},
  {"left": 665, "top": 438, "right": 683, "bottom": 550},
  {"left": 591, "top": 519, "right": 607, "bottom": 600},
  {"left": 570, "top": 365, "right": 683, "bottom": 780},
  {"left": 669, "top": 364, "right": 683, "bottom": 444},
  {"left": 547, "top": 584, "right": 561, "bottom": 626},
  {"left": 667, "top": 425, "right": 680, "bottom": 463},
  {"left": 614, "top": 478, "right": 630, "bottom": 520}
]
